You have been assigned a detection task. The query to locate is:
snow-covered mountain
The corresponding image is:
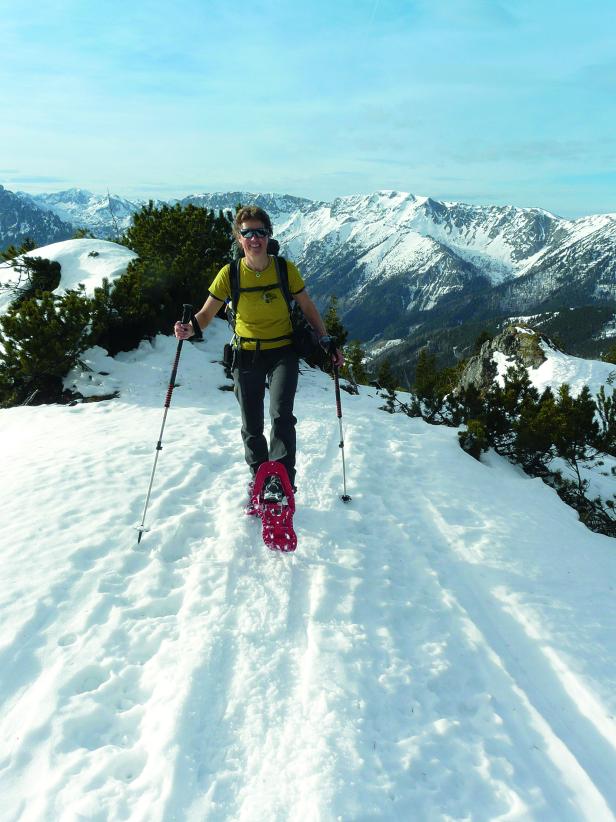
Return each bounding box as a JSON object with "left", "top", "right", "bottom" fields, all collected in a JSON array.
[
  {"left": 3, "top": 186, "right": 615, "bottom": 347},
  {"left": 163, "top": 190, "right": 616, "bottom": 341},
  {"left": 271, "top": 193, "right": 616, "bottom": 339},
  {"left": 497, "top": 214, "right": 616, "bottom": 312},
  {"left": 26, "top": 188, "right": 144, "bottom": 237},
  {"left": 179, "top": 191, "right": 318, "bottom": 226},
  {"left": 2, "top": 321, "right": 616, "bottom": 819},
  {"left": 0, "top": 185, "right": 74, "bottom": 248}
]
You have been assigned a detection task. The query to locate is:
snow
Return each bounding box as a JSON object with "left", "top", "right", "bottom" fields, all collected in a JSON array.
[
  {"left": 2, "top": 321, "right": 616, "bottom": 821},
  {"left": 0, "top": 282, "right": 17, "bottom": 315},
  {"left": 30, "top": 238, "right": 137, "bottom": 296},
  {"left": 596, "top": 314, "right": 616, "bottom": 341},
  {"left": 531, "top": 343, "right": 616, "bottom": 398},
  {"left": 29, "top": 189, "right": 144, "bottom": 234},
  {"left": 367, "top": 338, "right": 404, "bottom": 358},
  {"left": 492, "top": 342, "right": 616, "bottom": 512},
  {"left": 566, "top": 214, "right": 616, "bottom": 247},
  {"left": 274, "top": 190, "right": 580, "bottom": 296},
  {"left": 0, "top": 239, "right": 137, "bottom": 312},
  {"left": 493, "top": 341, "right": 616, "bottom": 400}
]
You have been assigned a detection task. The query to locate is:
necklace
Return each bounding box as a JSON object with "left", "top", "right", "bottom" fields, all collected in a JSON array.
[{"left": 245, "top": 255, "right": 270, "bottom": 277}]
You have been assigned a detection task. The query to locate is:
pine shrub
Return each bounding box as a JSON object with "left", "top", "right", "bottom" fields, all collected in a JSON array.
[
  {"left": 342, "top": 340, "right": 368, "bottom": 386},
  {"left": 413, "top": 348, "right": 463, "bottom": 423},
  {"left": 324, "top": 296, "right": 348, "bottom": 350},
  {"left": 88, "top": 202, "right": 234, "bottom": 353},
  {"left": 458, "top": 419, "right": 489, "bottom": 460},
  {"left": 0, "top": 256, "right": 61, "bottom": 306},
  {"left": 376, "top": 357, "right": 398, "bottom": 393},
  {"left": 455, "top": 365, "right": 616, "bottom": 535},
  {"left": 0, "top": 287, "right": 94, "bottom": 406}
]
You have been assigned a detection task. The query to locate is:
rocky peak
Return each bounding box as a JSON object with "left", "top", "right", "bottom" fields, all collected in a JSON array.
[{"left": 457, "top": 325, "right": 552, "bottom": 394}]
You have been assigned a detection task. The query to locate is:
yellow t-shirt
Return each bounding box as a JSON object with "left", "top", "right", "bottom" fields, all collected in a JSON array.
[{"left": 209, "top": 257, "right": 305, "bottom": 350}]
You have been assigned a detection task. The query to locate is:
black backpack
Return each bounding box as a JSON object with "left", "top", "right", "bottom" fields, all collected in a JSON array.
[{"left": 227, "top": 255, "right": 327, "bottom": 369}]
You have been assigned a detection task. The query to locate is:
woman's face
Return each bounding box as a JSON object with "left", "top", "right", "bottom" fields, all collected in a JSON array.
[{"left": 238, "top": 219, "right": 269, "bottom": 256}]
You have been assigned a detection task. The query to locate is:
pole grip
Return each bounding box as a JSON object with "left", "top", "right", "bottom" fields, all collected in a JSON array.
[{"left": 164, "top": 304, "right": 193, "bottom": 408}]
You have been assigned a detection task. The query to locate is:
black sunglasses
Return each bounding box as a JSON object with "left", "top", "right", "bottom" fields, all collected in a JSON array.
[{"left": 240, "top": 228, "right": 269, "bottom": 238}]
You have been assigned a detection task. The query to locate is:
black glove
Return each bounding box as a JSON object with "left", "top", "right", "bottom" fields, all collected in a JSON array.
[{"left": 319, "top": 335, "right": 336, "bottom": 356}]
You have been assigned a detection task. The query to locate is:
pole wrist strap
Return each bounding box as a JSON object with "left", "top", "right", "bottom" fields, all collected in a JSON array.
[{"left": 191, "top": 315, "right": 203, "bottom": 340}]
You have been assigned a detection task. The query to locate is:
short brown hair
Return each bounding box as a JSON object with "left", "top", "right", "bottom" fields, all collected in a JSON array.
[{"left": 233, "top": 206, "right": 273, "bottom": 239}]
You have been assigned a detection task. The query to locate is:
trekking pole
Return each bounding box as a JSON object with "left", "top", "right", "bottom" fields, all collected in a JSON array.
[
  {"left": 333, "top": 362, "right": 352, "bottom": 502},
  {"left": 135, "top": 303, "right": 193, "bottom": 543}
]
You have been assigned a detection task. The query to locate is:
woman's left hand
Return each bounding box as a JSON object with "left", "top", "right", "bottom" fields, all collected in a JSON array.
[{"left": 320, "top": 335, "right": 344, "bottom": 368}]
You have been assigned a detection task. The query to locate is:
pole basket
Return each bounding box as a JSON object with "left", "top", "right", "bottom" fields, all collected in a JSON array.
[{"left": 134, "top": 524, "right": 150, "bottom": 544}]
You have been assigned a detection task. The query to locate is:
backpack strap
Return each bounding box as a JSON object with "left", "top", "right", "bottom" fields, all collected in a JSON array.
[
  {"left": 274, "top": 256, "right": 294, "bottom": 314},
  {"left": 229, "top": 259, "right": 240, "bottom": 318}
]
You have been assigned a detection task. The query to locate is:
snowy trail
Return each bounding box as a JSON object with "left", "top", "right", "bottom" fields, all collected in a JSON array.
[
  {"left": 405, "top": 436, "right": 616, "bottom": 821},
  {"left": 2, "top": 330, "right": 616, "bottom": 821}
]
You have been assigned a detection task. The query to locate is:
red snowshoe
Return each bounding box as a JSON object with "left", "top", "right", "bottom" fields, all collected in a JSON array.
[{"left": 250, "top": 461, "right": 297, "bottom": 552}]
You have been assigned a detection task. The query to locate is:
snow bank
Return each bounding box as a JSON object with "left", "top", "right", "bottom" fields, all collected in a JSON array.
[
  {"left": 0, "top": 239, "right": 136, "bottom": 314},
  {"left": 1, "top": 322, "right": 616, "bottom": 820},
  {"left": 493, "top": 341, "right": 615, "bottom": 398}
]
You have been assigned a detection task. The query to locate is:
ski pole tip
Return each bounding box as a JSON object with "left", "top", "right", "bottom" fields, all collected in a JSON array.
[{"left": 134, "top": 524, "right": 149, "bottom": 544}]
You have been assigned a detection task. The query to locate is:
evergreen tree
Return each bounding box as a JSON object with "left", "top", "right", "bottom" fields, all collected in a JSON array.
[
  {"left": 96, "top": 202, "right": 234, "bottom": 352},
  {"left": 0, "top": 256, "right": 61, "bottom": 307},
  {"left": 122, "top": 201, "right": 232, "bottom": 272},
  {"left": 455, "top": 383, "right": 484, "bottom": 424},
  {"left": 0, "top": 287, "right": 93, "bottom": 406},
  {"left": 458, "top": 419, "right": 489, "bottom": 460},
  {"left": 1, "top": 237, "right": 36, "bottom": 261},
  {"left": 13, "top": 257, "right": 62, "bottom": 304},
  {"left": 552, "top": 385, "right": 600, "bottom": 493},
  {"left": 413, "top": 348, "right": 462, "bottom": 423},
  {"left": 480, "top": 365, "right": 538, "bottom": 455},
  {"left": 473, "top": 330, "right": 493, "bottom": 354},
  {"left": 324, "top": 296, "right": 348, "bottom": 350},
  {"left": 414, "top": 348, "right": 439, "bottom": 401},
  {"left": 602, "top": 343, "right": 616, "bottom": 365},
  {"left": 513, "top": 386, "right": 558, "bottom": 472},
  {"left": 456, "top": 364, "right": 616, "bottom": 533},
  {"left": 595, "top": 386, "right": 616, "bottom": 456},
  {"left": 342, "top": 339, "right": 368, "bottom": 385},
  {"left": 376, "top": 357, "right": 398, "bottom": 393}
]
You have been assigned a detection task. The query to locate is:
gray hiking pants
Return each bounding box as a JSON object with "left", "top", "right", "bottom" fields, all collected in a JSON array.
[{"left": 232, "top": 345, "right": 299, "bottom": 485}]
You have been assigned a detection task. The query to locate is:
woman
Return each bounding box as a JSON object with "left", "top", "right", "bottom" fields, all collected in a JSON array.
[{"left": 174, "top": 205, "right": 343, "bottom": 494}]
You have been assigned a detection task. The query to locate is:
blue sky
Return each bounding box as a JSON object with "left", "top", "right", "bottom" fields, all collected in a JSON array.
[{"left": 0, "top": 0, "right": 615, "bottom": 217}]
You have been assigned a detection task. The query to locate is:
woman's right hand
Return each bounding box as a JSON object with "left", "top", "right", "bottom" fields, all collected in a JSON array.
[{"left": 174, "top": 321, "right": 194, "bottom": 340}]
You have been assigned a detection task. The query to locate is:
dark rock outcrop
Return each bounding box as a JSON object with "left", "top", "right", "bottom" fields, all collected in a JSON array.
[{"left": 457, "top": 325, "right": 551, "bottom": 393}]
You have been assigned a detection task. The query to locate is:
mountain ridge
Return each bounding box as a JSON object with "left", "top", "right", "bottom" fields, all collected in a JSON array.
[
  {"left": 2, "top": 185, "right": 614, "bottom": 362},
  {"left": 0, "top": 185, "right": 75, "bottom": 247}
]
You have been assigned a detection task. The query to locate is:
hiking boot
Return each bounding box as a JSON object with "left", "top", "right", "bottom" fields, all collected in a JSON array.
[{"left": 263, "top": 475, "right": 285, "bottom": 504}]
